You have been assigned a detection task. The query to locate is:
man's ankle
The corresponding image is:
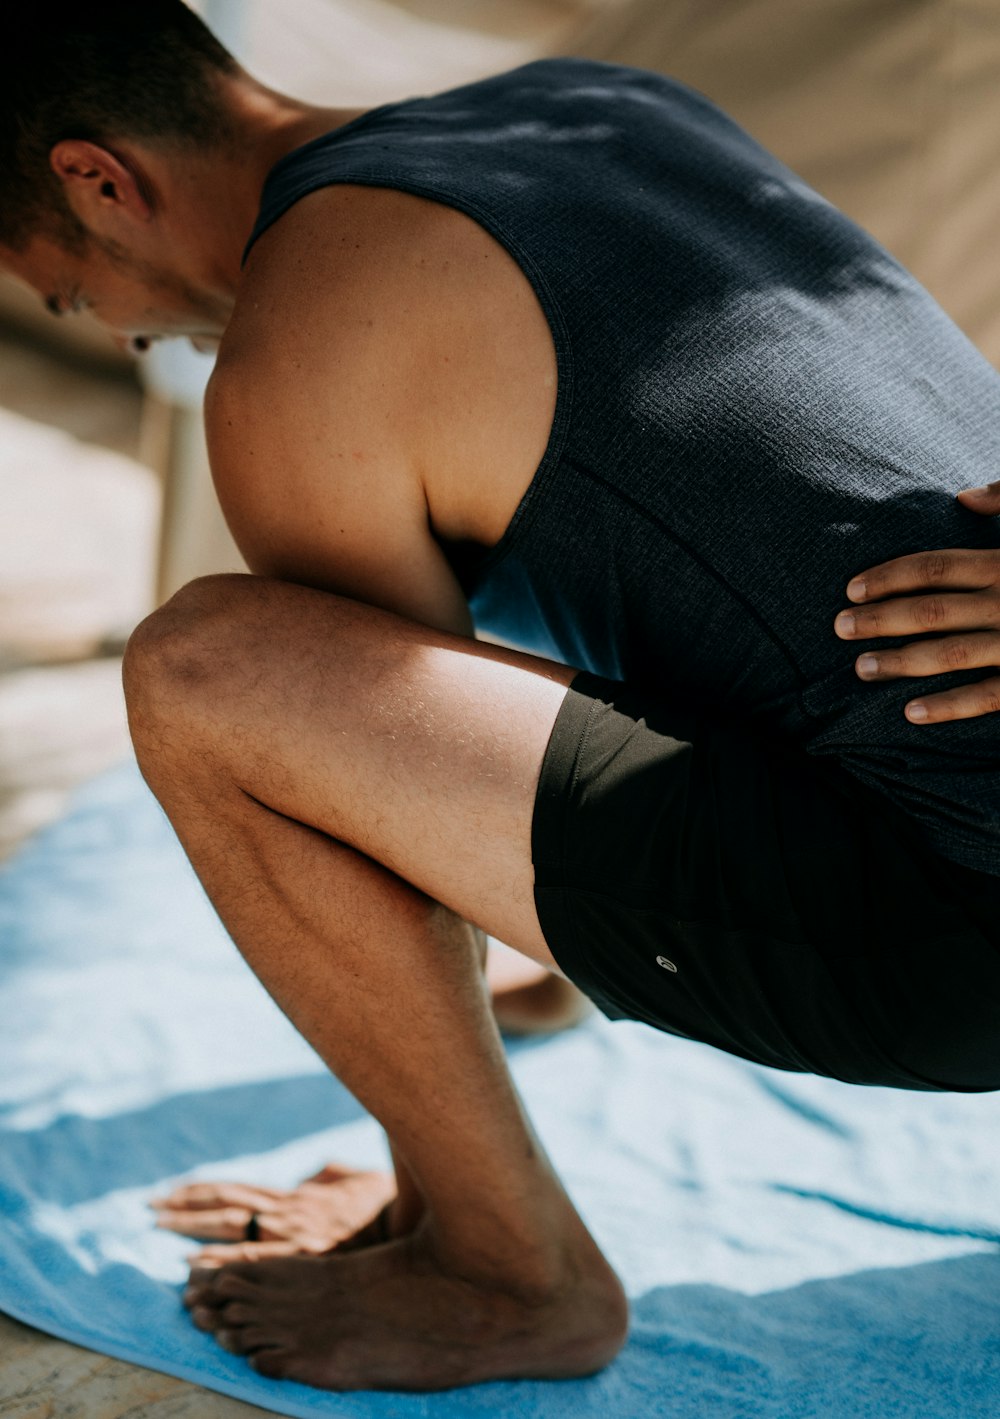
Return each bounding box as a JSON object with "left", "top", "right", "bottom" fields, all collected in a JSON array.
[{"left": 421, "top": 1201, "right": 611, "bottom": 1305}]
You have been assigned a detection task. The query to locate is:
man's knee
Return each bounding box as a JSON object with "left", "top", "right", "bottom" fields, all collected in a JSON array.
[{"left": 122, "top": 573, "right": 260, "bottom": 736}]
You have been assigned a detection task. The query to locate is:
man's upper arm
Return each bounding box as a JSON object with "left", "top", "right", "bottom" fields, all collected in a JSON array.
[{"left": 203, "top": 339, "right": 473, "bottom": 640}]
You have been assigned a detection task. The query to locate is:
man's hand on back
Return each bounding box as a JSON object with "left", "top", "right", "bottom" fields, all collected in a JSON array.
[{"left": 835, "top": 482, "right": 1000, "bottom": 723}]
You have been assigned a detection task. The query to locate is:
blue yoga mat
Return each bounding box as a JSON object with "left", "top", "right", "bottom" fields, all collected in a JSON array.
[{"left": 1, "top": 760, "right": 999, "bottom": 1417}]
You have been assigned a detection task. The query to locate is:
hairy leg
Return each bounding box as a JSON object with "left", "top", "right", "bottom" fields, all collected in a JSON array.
[
  {"left": 124, "top": 575, "right": 627, "bottom": 1391},
  {"left": 154, "top": 934, "right": 588, "bottom": 1267},
  {"left": 155, "top": 941, "right": 589, "bottom": 1269}
]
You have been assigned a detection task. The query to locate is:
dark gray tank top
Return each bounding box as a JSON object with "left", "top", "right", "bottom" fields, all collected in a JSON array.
[{"left": 246, "top": 58, "right": 1000, "bottom": 875}]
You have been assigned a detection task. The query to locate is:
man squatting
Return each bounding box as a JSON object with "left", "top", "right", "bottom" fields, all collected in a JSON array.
[{"left": 5, "top": 1, "right": 1000, "bottom": 1394}]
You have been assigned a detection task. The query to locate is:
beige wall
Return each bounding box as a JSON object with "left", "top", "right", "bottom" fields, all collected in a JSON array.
[{"left": 571, "top": 0, "right": 1000, "bottom": 368}]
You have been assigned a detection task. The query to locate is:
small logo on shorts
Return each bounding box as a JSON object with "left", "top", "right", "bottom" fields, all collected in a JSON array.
[{"left": 655, "top": 955, "right": 678, "bottom": 973}]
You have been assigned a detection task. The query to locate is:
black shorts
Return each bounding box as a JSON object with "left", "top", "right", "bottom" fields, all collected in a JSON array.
[{"left": 531, "top": 672, "right": 1000, "bottom": 1092}]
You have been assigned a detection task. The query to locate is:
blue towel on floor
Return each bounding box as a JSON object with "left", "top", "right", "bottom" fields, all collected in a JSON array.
[{"left": 1, "top": 760, "right": 999, "bottom": 1417}]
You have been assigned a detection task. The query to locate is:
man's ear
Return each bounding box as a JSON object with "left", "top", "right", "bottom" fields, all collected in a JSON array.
[{"left": 49, "top": 139, "right": 153, "bottom": 233}]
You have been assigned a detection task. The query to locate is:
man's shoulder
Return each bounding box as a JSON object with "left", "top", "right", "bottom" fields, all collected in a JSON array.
[
  {"left": 212, "top": 177, "right": 556, "bottom": 552},
  {"left": 217, "top": 183, "right": 490, "bottom": 425},
  {"left": 214, "top": 176, "right": 551, "bottom": 455},
  {"left": 225, "top": 183, "right": 480, "bottom": 366}
]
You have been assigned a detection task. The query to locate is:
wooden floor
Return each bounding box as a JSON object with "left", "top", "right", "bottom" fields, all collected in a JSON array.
[{"left": 0, "top": 1312, "right": 275, "bottom": 1418}]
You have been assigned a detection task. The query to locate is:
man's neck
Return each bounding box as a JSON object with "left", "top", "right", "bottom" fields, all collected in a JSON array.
[{"left": 163, "top": 75, "right": 368, "bottom": 321}]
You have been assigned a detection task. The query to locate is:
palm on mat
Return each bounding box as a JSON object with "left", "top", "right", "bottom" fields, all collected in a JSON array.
[{"left": 153, "top": 1165, "right": 396, "bottom": 1265}]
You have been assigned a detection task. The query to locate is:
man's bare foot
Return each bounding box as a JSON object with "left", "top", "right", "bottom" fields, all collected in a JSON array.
[
  {"left": 183, "top": 1224, "right": 628, "bottom": 1391},
  {"left": 152, "top": 1165, "right": 395, "bottom": 1265},
  {"left": 486, "top": 942, "right": 593, "bottom": 1036}
]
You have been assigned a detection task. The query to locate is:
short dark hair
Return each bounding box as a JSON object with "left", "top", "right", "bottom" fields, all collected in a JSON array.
[{"left": 1, "top": 1, "right": 239, "bottom": 250}]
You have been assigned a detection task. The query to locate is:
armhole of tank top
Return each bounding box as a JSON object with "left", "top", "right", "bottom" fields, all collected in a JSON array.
[{"left": 418, "top": 184, "right": 576, "bottom": 580}]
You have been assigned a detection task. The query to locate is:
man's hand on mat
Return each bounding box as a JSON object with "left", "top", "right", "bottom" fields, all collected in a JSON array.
[
  {"left": 835, "top": 481, "right": 1000, "bottom": 723},
  {"left": 150, "top": 1164, "right": 396, "bottom": 1266}
]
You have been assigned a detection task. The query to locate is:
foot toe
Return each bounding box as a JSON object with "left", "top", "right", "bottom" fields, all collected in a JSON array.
[
  {"left": 183, "top": 1281, "right": 217, "bottom": 1310},
  {"left": 219, "top": 1300, "right": 257, "bottom": 1326},
  {"left": 213, "top": 1267, "right": 261, "bottom": 1301},
  {"left": 184, "top": 1270, "right": 232, "bottom": 1310},
  {"left": 187, "top": 1266, "right": 221, "bottom": 1291},
  {"left": 240, "top": 1324, "right": 290, "bottom": 1354},
  {"left": 249, "top": 1348, "right": 292, "bottom": 1379},
  {"left": 191, "top": 1305, "right": 223, "bottom": 1333}
]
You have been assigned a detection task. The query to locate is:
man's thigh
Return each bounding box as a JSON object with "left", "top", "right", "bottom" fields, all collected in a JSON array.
[{"left": 125, "top": 573, "right": 576, "bottom": 970}]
